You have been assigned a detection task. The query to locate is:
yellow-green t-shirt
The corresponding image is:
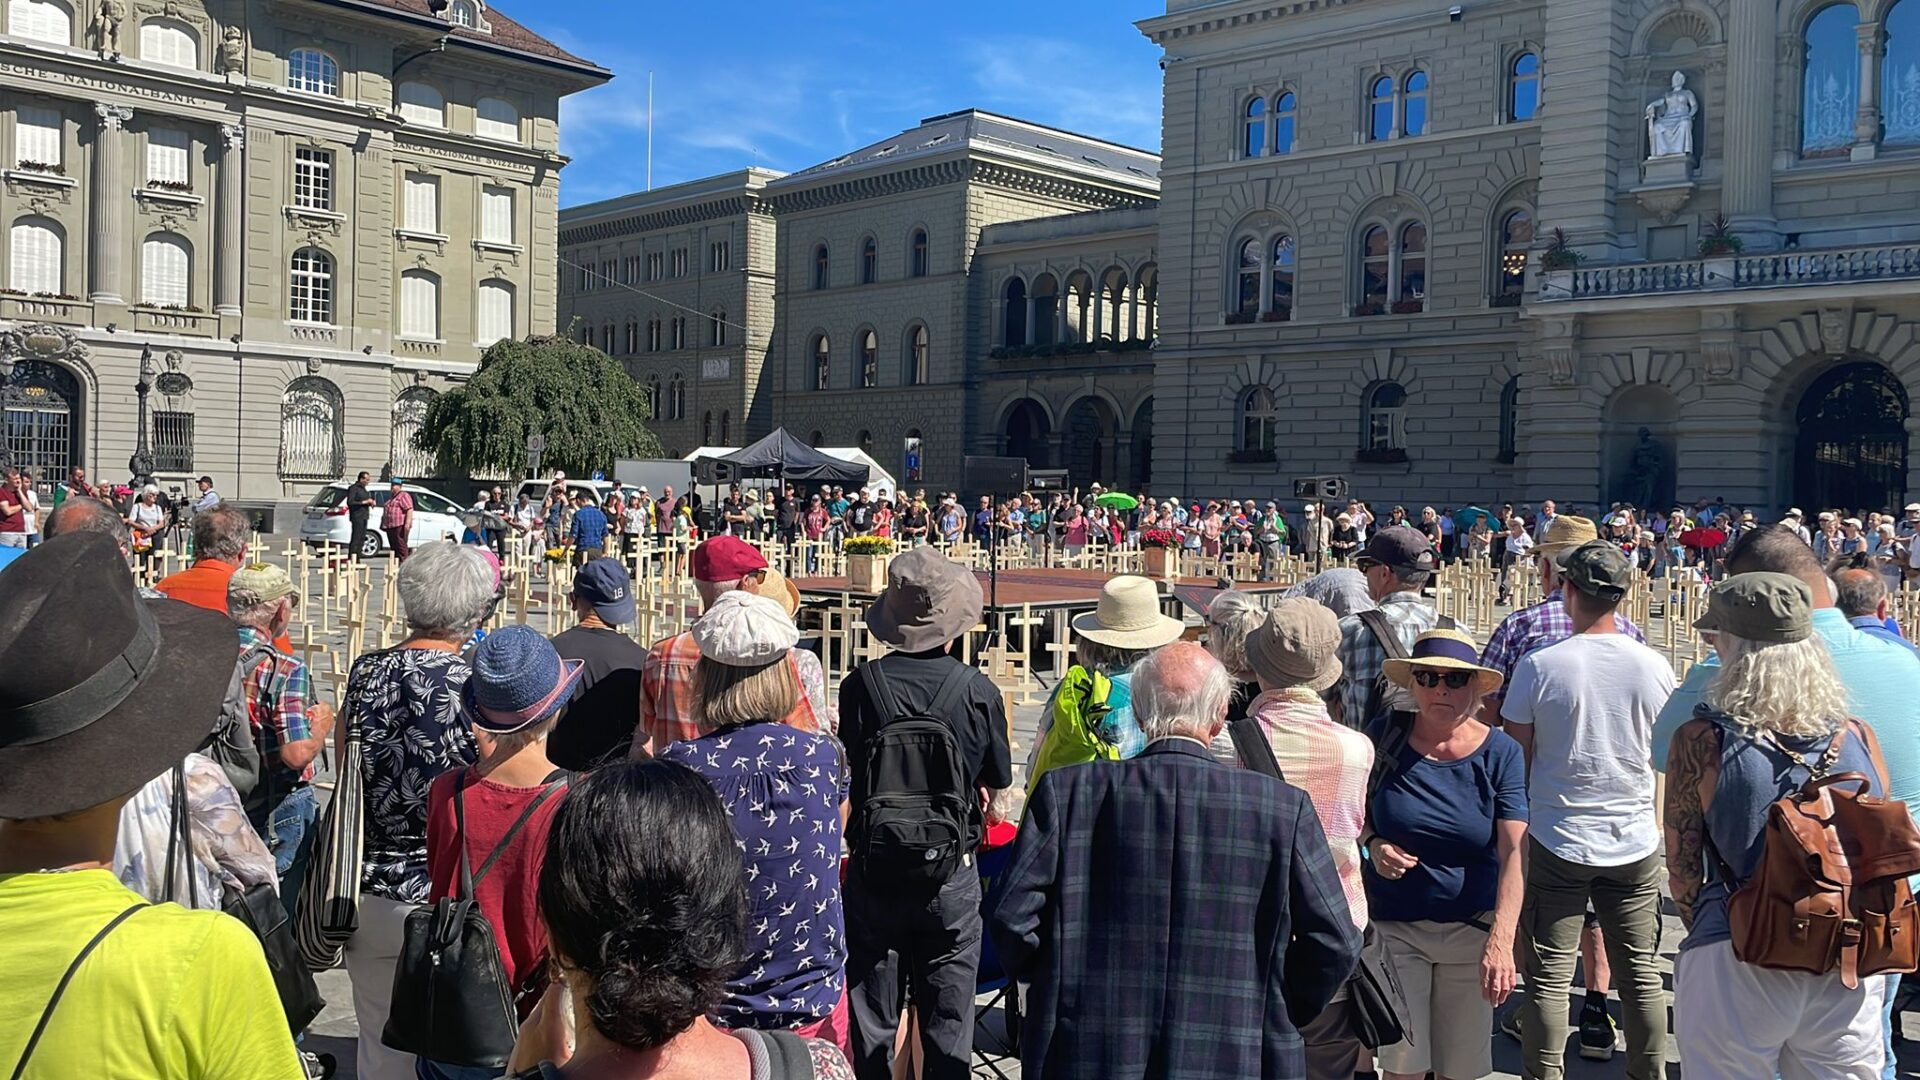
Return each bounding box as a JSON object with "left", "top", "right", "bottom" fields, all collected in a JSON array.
[{"left": 0, "top": 869, "right": 303, "bottom": 1079}]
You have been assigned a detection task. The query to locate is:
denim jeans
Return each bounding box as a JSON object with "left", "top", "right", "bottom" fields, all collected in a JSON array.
[
  {"left": 267, "top": 784, "right": 319, "bottom": 918},
  {"left": 1886, "top": 973, "right": 1902, "bottom": 1080}
]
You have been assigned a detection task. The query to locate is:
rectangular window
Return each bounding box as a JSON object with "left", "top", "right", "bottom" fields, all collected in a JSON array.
[
  {"left": 400, "top": 273, "right": 439, "bottom": 339},
  {"left": 153, "top": 410, "right": 194, "bottom": 472},
  {"left": 647, "top": 252, "right": 664, "bottom": 281},
  {"left": 404, "top": 173, "right": 439, "bottom": 233},
  {"left": 293, "top": 146, "right": 333, "bottom": 211},
  {"left": 145, "top": 127, "right": 189, "bottom": 186},
  {"left": 622, "top": 256, "right": 640, "bottom": 284},
  {"left": 479, "top": 184, "right": 512, "bottom": 243},
  {"left": 601, "top": 260, "right": 616, "bottom": 288},
  {"left": 140, "top": 236, "right": 189, "bottom": 307},
  {"left": 647, "top": 319, "right": 661, "bottom": 352},
  {"left": 709, "top": 313, "right": 725, "bottom": 347},
  {"left": 710, "top": 241, "right": 731, "bottom": 272},
  {"left": 14, "top": 105, "right": 60, "bottom": 168},
  {"left": 476, "top": 281, "right": 513, "bottom": 345},
  {"left": 671, "top": 248, "right": 688, "bottom": 277}
]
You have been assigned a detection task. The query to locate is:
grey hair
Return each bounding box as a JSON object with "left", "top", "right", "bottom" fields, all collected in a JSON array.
[
  {"left": 1831, "top": 569, "right": 1888, "bottom": 620},
  {"left": 1076, "top": 638, "right": 1155, "bottom": 676},
  {"left": 1205, "top": 591, "right": 1266, "bottom": 680},
  {"left": 397, "top": 542, "right": 498, "bottom": 639},
  {"left": 192, "top": 505, "right": 249, "bottom": 563},
  {"left": 1133, "top": 643, "right": 1234, "bottom": 742},
  {"left": 485, "top": 712, "right": 558, "bottom": 757},
  {"left": 1705, "top": 634, "right": 1850, "bottom": 739}
]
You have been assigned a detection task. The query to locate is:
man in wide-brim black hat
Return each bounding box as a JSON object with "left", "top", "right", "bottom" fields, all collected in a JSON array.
[{"left": 0, "top": 532, "right": 303, "bottom": 1076}]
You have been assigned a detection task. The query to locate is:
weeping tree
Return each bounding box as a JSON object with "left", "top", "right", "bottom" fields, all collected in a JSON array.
[{"left": 414, "top": 334, "right": 661, "bottom": 478}]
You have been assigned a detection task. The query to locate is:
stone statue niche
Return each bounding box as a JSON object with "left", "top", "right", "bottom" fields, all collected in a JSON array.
[
  {"left": 1613, "top": 425, "right": 1677, "bottom": 511},
  {"left": 1644, "top": 71, "right": 1698, "bottom": 162}
]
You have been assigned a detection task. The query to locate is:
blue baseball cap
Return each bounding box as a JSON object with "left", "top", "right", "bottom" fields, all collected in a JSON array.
[{"left": 572, "top": 557, "right": 636, "bottom": 624}]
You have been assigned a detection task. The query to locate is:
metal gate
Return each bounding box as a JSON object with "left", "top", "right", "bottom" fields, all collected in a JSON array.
[
  {"left": 1795, "top": 361, "right": 1909, "bottom": 515},
  {"left": 2, "top": 359, "right": 79, "bottom": 481},
  {"left": 279, "top": 376, "right": 343, "bottom": 480}
]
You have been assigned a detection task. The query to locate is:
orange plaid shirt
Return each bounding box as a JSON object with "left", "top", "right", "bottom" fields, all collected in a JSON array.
[{"left": 634, "top": 631, "right": 831, "bottom": 754}]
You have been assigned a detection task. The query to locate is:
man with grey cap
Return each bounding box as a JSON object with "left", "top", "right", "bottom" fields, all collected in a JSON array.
[
  {"left": 1334, "top": 524, "right": 1464, "bottom": 730},
  {"left": 840, "top": 545, "right": 1010, "bottom": 1080},
  {"left": 1503, "top": 540, "right": 1674, "bottom": 1080}
]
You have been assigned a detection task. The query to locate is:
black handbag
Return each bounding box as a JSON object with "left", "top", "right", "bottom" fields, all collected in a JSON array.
[
  {"left": 163, "top": 762, "right": 326, "bottom": 1034},
  {"left": 1228, "top": 717, "right": 1409, "bottom": 1050},
  {"left": 381, "top": 773, "right": 567, "bottom": 1068}
]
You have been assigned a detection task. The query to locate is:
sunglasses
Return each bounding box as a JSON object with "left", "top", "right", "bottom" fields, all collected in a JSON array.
[{"left": 1411, "top": 670, "right": 1475, "bottom": 690}]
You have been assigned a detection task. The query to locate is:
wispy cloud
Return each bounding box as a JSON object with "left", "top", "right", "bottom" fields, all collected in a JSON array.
[{"left": 959, "top": 36, "right": 1162, "bottom": 151}]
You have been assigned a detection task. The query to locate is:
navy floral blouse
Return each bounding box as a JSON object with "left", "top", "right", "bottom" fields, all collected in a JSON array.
[{"left": 348, "top": 646, "right": 475, "bottom": 904}]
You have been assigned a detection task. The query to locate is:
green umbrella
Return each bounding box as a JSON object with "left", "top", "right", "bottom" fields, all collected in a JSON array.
[{"left": 1095, "top": 492, "right": 1139, "bottom": 511}]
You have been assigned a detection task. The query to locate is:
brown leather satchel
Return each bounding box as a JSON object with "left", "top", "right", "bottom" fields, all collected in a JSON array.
[{"left": 1715, "top": 723, "right": 1920, "bottom": 989}]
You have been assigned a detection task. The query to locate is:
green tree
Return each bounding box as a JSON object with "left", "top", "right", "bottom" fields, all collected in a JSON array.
[{"left": 414, "top": 335, "right": 661, "bottom": 478}]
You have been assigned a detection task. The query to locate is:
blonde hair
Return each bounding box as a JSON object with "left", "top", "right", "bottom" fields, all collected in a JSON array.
[
  {"left": 1705, "top": 634, "right": 1849, "bottom": 739},
  {"left": 694, "top": 655, "right": 800, "bottom": 731},
  {"left": 1205, "top": 591, "right": 1267, "bottom": 680}
]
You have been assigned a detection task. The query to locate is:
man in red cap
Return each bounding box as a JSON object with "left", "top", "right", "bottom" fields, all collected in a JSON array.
[{"left": 629, "top": 535, "right": 832, "bottom": 756}]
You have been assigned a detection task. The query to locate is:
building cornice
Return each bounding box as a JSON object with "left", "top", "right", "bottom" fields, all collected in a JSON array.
[
  {"left": 559, "top": 194, "right": 764, "bottom": 245},
  {"left": 1137, "top": 0, "right": 1366, "bottom": 45},
  {"left": 767, "top": 158, "right": 1154, "bottom": 216}
]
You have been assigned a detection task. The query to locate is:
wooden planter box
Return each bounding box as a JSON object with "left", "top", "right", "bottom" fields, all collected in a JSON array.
[
  {"left": 1143, "top": 546, "right": 1175, "bottom": 578},
  {"left": 847, "top": 553, "right": 890, "bottom": 592}
]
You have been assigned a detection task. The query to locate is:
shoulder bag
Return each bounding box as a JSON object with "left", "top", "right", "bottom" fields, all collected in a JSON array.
[{"left": 296, "top": 693, "right": 366, "bottom": 971}]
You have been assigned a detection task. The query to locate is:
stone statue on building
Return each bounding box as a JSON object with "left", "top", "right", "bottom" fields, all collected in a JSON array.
[
  {"left": 1644, "top": 71, "right": 1698, "bottom": 159},
  {"left": 1625, "top": 426, "right": 1668, "bottom": 509},
  {"left": 218, "top": 26, "right": 245, "bottom": 75},
  {"left": 90, "top": 0, "right": 126, "bottom": 58}
]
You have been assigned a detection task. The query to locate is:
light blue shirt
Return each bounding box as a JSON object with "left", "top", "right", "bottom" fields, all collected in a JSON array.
[
  {"left": 1849, "top": 614, "right": 1919, "bottom": 656},
  {"left": 193, "top": 489, "right": 221, "bottom": 513},
  {"left": 1654, "top": 607, "right": 1920, "bottom": 874}
]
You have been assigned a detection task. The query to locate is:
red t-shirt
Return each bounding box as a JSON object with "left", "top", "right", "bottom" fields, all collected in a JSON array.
[
  {"left": 0, "top": 482, "right": 25, "bottom": 533},
  {"left": 425, "top": 768, "right": 568, "bottom": 1007}
]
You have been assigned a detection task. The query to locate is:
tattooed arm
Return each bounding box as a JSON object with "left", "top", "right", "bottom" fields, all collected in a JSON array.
[{"left": 1663, "top": 718, "right": 1720, "bottom": 929}]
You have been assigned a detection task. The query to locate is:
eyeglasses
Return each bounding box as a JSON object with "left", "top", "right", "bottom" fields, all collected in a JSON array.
[{"left": 1411, "top": 670, "right": 1475, "bottom": 690}]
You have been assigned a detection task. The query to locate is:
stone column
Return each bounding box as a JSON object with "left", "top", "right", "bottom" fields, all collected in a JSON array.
[
  {"left": 215, "top": 124, "right": 244, "bottom": 316},
  {"left": 1024, "top": 297, "right": 1037, "bottom": 346},
  {"left": 1724, "top": 0, "right": 1780, "bottom": 249},
  {"left": 89, "top": 104, "right": 132, "bottom": 305},
  {"left": 1854, "top": 21, "right": 1884, "bottom": 161}
]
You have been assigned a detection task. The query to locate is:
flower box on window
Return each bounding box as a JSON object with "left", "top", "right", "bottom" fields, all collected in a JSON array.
[
  {"left": 1354, "top": 447, "right": 1409, "bottom": 465},
  {"left": 1260, "top": 311, "right": 1289, "bottom": 323},
  {"left": 146, "top": 179, "right": 193, "bottom": 193},
  {"left": 1352, "top": 302, "right": 1385, "bottom": 317},
  {"left": 1390, "top": 299, "right": 1425, "bottom": 315},
  {"left": 1224, "top": 311, "right": 1257, "bottom": 325},
  {"left": 1227, "top": 448, "right": 1277, "bottom": 465},
  {"left": 1490, "top": 293, "right": 1522, "bottom": 308},
  {"left": 15, "top": 160, "right": 63, "bottom": 175}
]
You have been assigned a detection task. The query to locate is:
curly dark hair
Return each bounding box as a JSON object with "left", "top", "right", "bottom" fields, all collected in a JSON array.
[{"left": 537, "top": 760, "right": 748, "bottom": 1051}]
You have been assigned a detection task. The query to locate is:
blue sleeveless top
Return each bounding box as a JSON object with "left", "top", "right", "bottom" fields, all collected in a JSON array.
[{"left": 1681, "top": 704, "right": 1881, "bottom": 953}]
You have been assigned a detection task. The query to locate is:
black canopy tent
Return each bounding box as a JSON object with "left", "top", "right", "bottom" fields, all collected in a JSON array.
[{"left": 717, "top": 428, "right": 871, "bottom": 485}]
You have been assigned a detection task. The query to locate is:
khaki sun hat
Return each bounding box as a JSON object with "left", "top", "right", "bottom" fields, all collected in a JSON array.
[
  {"left": 1536, "top": 515, "right": 1600, "bottom": 563},
  {"left": 1382, "top": 628, "right": 1505, "bottom": 697},
  {"left": 228, "top": 562, "right": 299, "bottom": 608},
  {"left": 1245, "top": 598, "right": 1343, "bottom": 693},
  {"left": 752, "top": 566, "right": 802, "bottom": 617},
  {"left": 1692, "top": 571, "right": 1812, "bottom": 644},
  {"left": 1071, "top": 575, "right": 1186, "bottom": 650}
]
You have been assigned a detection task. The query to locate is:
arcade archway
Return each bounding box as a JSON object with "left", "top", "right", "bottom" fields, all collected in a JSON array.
[{"left": 1794, "top": 361, "right": 1908, "bottom": 514}]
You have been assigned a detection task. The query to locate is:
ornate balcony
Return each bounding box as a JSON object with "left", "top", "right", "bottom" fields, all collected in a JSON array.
[{"left": 1537, "top": 243, "right": 1920, "bottom": 304}]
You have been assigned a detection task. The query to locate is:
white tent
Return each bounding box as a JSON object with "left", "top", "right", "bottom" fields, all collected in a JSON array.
[{"left": 681, "top": 445, "right": 898, "bottom": 499}]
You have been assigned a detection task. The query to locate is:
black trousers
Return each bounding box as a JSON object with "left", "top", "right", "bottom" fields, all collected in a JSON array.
[
  {"left": 844, "top": 865, "right": 983, "bottom": 1080},
  {"left": 348, "top": 517, "right": 370, "bottom": 559}
]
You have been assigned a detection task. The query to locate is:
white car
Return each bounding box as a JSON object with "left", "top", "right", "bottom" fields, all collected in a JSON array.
[{"left": 299, "top": 482, "right": 466, "bottom": 558}]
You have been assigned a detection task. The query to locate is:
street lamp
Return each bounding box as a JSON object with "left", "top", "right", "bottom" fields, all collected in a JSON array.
[
  {"left": 129, "top": 344, "right": 155, "bottom": 487},
  {"left": 0, "top": 349, "right": 14, "bottom": 473}
]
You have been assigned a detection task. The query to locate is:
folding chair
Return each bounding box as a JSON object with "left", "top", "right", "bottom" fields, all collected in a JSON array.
[{"left": 971, "top": 839, "right": 1022, "bottom": 1080}]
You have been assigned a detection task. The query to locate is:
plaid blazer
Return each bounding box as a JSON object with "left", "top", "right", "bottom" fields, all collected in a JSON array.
[{"left": 989, "top": 739, "right": 1362, "bottom": 1080}]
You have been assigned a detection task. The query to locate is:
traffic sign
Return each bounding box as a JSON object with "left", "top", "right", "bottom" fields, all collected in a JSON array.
[
  {"left": 526, "top": 433, "right": 546, "bottom": 453},
  {"left": 1292, "top": 476, "right": 1349, "bottom": 501}
]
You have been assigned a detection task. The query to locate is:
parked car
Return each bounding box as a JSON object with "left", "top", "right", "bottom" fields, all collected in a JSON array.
[
  {"left": 299, "top": 482, "right": 465, "bottom": 558},
  {"left": 512, "top": 478, "right": 646, "bottom": 510}
]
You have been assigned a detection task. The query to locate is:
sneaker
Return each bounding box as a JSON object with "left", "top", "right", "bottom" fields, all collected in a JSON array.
[
  {"left": 1577, "top": 1002, "right": 1617, "bottom": 1062},
  {"left": 1499, "top": 1007, "right": 1523, "bottom": 1042},
  {"left": 299, "top": 1051, "right": 335, "bottom": 1080}
]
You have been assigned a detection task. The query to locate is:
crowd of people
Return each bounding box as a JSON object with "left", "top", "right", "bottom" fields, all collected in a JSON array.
[{"left": 8, "top": 473, "right": 1920, "bottom": 1080}]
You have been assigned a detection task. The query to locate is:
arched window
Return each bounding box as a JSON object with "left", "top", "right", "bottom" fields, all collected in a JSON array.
[
  {"left": 139, "top": 233, "right": 189, "bottom": 307},
  {"left": 1498, "top": 377, "right": 1520, "bottom": 462},
  {"left": 812, "top": 244, "right": 830, "bottom": 290},
  {"left": 391, "top": 387, "right": 438, "bottom": 480},
  {"left": 1002, "top": 277, "right": 1027, "bottom": 345},
  {"left": 1244, "top": 96, "right": 1267, "bottom": 157},
  {"left": 668, "top": 373, "right": 686, "bottom": 419},
  {"left": 709, "top": 310, "right": 726, "bottom": 347},
  {"left": 475, "top": 97, "right": 520, "bottom": 141},
  {"left": 1359, "top": 225, "right": 1390, "bottom": 313},
  {"left": 906, "top": 324, "right": 929, "bottom": 385},
  {"left": 857, "top": 429, "right": 873, "bottom": 456},
  {"left": 1240, "top": 387, "right": 1278, "bottom": 453},
  {"left": 860, "top": 236, "right": 877, "bottom": 284},
  {"left": 703, "top": 411, "right": 713, "bottom": 443},
  {"left": 448, "top": 0, "right": 483, "bottom": 28},
  {"left": 812, "top": 334, "right": 831, "bottom": 390},
  {"left": 624, "top": 320, "right": 638, "bottom": 354},
  {"left": 138, "top": 18, "right": 197, "bottom": 68},
  {"left": 644, "top": 375, "right": 660, "bottom": 420},
  {"left": 1885, "top": 0, "right": 1920, "bottom": 147},
  {"left": 1403, "top": 70, "right": 1429, "bottom": 136},
  {"left": 1365, "top": 381, "right": 1408, "bottom": 451},
  {"left": 1274, "top": 91, "right": 1297, "bottom": 153},
  {"left": 1398, "top": 222, "right": 1427, "bottom": 310},
  {"left": 400, "top": 269, "right": 439, "bottom": 340},
  {"left": 289, "top": 247, "right": 333, "bottom": 323},
  {"left": 1496, "top": 209, "right": 1533, "bottom": 304},
  {"left": 8, "top": 0, "right": 71, "bottom": 45},
  {"left": 1031, "top": 275, "right": 1059, "bottom": 347},
  {"left": 1803, "top": 4, "right": 1861, "bottom": 157},
  {"left": 279, "top": 376, "right": 344, "bottom": 479},
  {"left": 287, "top": 48, "right": 339, "bottom": 96},
  {"left": 1271, "top": 236, "right": 1296, "bottom": 321},
  {"left": 858, "top": 329, "right": 878, "bottom": 388},
  {"left": 720, "top": 411, "right": 730, "bottom": 444},
  {"left": 910, "top": 229, "right": 929, "bottom": 277},
  {"left": 476, "top": 279, "right": 513, "bottom": 346},
  {"left": 396, "top": 81, "right": 446, "bottom": 127},
  {"left": 8, "top": 216, "right": 61, "bottom": 295},
  {"left": 808, "top": 430, "right": 823, "bottom": 448},
  {"left": 1509, "top": 52, "right": 1541, "bottom": 121},
  {"left": 1368, "top": 75, "right": 1395, "bottom": 141},
  {"left": 1235, "top": 237, "right": 1261, "bottom": 318}
]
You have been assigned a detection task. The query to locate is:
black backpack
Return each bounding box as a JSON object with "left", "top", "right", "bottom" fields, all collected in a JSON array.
[{"left": 851, "top": 663, "right": 978, "bottom": 884}]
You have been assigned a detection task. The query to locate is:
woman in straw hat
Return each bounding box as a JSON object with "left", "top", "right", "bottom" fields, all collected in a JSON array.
[
  {"left": 1026, "top": 575, "right": 1186, "bottom": 793},
  {"left": 659, "top": 589, "right": 851, "bottom": 1053},
  {"left": 1365, "top": 628, "right": 1528, "bottom": 1080}
]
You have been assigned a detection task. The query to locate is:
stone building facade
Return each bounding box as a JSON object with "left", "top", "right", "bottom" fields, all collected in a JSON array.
[
  {"left": 0, "top": 0, "right": 604, "bottom": 518},
  {"left": 1139, "top": 0, "right": 1920, "bottom": 514},
  {"left": 555, "top": 169, "right": 779, "bottom": 459}
]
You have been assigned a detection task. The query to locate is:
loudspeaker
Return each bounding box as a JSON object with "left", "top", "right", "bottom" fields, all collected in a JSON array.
[{"left": 964, "top": 455, "right": 1028, "bottom": 495}]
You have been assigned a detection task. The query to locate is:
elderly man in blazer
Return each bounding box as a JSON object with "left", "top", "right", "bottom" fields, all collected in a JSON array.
[{"left": 990, "top": 640, "right": 1361, "bottom": 1080}]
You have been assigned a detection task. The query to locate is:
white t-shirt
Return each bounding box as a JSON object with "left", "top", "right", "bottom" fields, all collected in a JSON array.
[
  {"left": 1505, "top": 532, "right": 1536, "bottom": 558},
  {"left": 1501, "top": 632, "right": 1675, "bottom": 867}
]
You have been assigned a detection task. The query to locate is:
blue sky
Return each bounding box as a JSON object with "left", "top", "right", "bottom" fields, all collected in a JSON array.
[{"left": 508, "top": 1, "right": 1168, "bottom": 207}]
